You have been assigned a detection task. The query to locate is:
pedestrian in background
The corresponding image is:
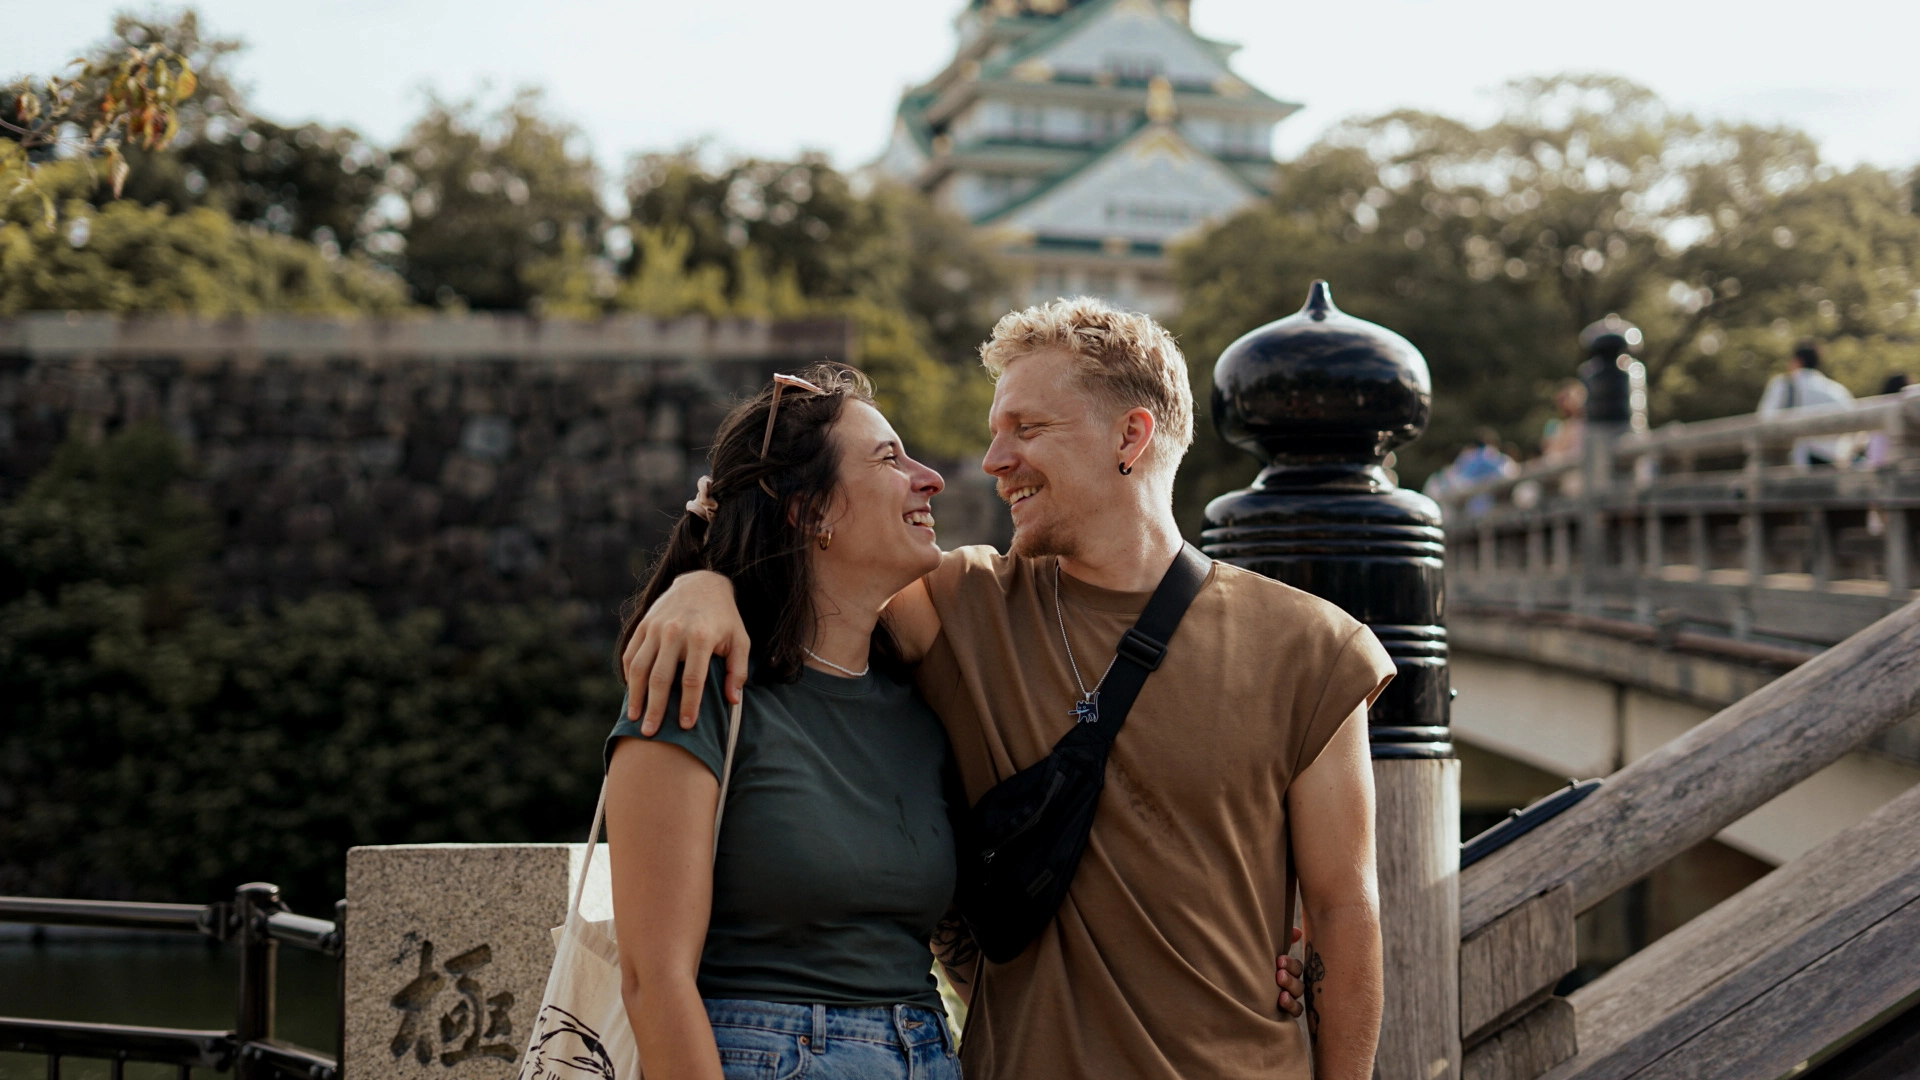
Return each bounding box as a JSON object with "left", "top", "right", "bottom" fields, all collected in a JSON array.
[
  {"left": 1757, "top": 340, "right": 1854, "bottom": 467},
  {"left": 1539, "top": 380, "right": 1586, "bottom": 463}
]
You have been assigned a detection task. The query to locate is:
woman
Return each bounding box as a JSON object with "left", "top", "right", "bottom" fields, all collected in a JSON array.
[{"left": 604, "top": 365, "right": 962, "bottom": 1080}]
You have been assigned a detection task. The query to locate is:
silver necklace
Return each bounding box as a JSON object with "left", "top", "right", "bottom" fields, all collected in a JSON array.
[
  {"left": 1054, "top": 559, "right": 1117, "bottom": 724},
  {"left": 803, "top": 646, "right": 869, "bottom": 678}
]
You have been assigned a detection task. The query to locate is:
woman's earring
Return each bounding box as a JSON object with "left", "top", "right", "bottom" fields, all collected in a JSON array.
[
  {"left": 1119, "top": 461, "right": 1134, "bottom": 476},
  {"left": 818, "top": 527, "right": 833, "bottom": 551}
]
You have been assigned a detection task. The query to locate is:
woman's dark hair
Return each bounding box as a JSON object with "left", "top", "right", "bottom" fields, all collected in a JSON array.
[{"left": 616, "top": 363, "right": 899, "bottom": 686}]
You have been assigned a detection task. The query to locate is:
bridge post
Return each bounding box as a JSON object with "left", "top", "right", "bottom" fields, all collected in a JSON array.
[
  {"left": 1576, "top": 316, "right": 1647, "bottom": 616},
  {"left": 1202, "top": 280, "right": 1458, "bottom": 1079}
]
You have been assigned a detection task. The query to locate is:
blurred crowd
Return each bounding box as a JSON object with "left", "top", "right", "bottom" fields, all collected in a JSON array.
[{"left": 1424, "top": 339, "right": 1915, "bottom": 514}]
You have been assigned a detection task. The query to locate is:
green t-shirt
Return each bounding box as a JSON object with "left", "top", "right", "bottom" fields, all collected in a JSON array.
[{"left": 606, "top": 664, "right": 955, "bottom": 1009}]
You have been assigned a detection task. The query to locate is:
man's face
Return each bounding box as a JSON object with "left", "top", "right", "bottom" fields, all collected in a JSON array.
[{"left": 982, "top": 350, "right": 1127, "bottom": 560}]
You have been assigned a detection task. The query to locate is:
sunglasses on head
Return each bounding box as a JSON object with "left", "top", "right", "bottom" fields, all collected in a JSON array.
[{"left": 757, "top": 373, "right": 828, "bottom": 497}]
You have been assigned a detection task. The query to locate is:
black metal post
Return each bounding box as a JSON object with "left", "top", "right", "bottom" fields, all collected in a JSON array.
[
  {"left": 233, "top": 882, "right": 281, "bottom": 1075},
  {"left": 1576, "top": 315, "right": 1645, "bottom": 613},
  {"left": 1202, "top": 279, "right": 1451, "bottom": 756},
  {"left": 1202, "top": 280, "right": 1459, "bottom": 1078}
]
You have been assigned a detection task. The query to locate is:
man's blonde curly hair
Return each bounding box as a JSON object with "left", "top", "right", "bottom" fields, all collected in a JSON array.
[{"left": 979, "top": 296, "right": 1194, "bottom": 474}]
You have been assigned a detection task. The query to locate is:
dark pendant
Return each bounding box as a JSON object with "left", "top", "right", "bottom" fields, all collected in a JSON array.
[{"left": 1072, "top": 693, "right": 1101, "bottom": 725}]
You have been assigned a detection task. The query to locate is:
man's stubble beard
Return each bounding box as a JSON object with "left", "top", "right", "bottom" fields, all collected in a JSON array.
[{"left": 1007, "top": 509, "right": 1079, "bottom": 561}]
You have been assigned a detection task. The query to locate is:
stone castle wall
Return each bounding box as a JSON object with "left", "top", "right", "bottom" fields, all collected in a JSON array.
[{"left": 0, "top": 314, "right": 1010, "bottom": 632}]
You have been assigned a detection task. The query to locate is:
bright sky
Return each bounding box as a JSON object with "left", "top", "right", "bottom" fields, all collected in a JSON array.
[{"left": 6, "top": 0, "right": 1919, "bottom": 183}]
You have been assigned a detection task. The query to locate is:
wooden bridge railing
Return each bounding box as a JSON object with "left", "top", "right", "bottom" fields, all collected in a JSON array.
[
  {"left": 1438, "top": 389, "right": 1920, "bottom": 647},
  {"left": 1455, "top": 597, "right": 1920, "bottom": 1080}
]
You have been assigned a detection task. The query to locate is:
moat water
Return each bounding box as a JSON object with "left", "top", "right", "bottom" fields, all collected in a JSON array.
[{"left": 0, "top": 936, "right": 337, "bottom": 1080}]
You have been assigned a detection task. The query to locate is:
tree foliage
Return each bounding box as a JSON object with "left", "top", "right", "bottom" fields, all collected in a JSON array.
[
  {"left": 1, "top": 15, "right": 201, "bottom": 218},
  {"left": 611, "top": 152, "right": 1011, "bottom": 457},
  {"left": 383, "top": 91, "right": 606, "bottom": 310},
  {"left": 1171, "top": 76, "right": 1920, "bottom": 532},
  {"left": 0, "top": 161, "right": 409, "bottom": 315},
  {"left": 0, "top": 425, "right": 616, "bottom": 907}
]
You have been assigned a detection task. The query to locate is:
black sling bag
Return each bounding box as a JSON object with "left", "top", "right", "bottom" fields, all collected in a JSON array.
[{"left": 952, "top": 542, "right": 1210, "bottom": 963}]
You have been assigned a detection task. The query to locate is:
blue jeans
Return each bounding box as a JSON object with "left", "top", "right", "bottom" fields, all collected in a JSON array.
[{"left": 703, "top": 999, "right": 961, "bottom": 1080}]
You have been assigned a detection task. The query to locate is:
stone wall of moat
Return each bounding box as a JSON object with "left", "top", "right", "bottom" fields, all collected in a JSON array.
[{"left": 0, "top": 314, "right": 1010, "bottom": 631}]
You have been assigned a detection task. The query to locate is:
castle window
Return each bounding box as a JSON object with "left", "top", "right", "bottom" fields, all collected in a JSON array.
[
  {"left": 1105, "top": 200, "right": 1196, "bottom": 227},
  {"left": 1104, "top": 54, "right": 1162, "bottom": 82}
]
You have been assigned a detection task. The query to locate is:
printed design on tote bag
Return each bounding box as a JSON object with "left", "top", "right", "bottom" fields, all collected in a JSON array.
[{"left": 521, "top": 1005, "right": 618, "bottom": 1080}]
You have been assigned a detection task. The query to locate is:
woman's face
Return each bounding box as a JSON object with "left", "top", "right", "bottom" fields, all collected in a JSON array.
[{"left": 815, "top": 400, "right": 946, "bottom": 592}]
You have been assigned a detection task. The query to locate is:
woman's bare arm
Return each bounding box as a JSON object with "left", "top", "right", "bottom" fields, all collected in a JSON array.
[{"left": 606, "top": 738, "right": 725, "bottom": 1080}]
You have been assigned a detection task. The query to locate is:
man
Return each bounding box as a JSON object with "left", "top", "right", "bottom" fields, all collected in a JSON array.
[
  {"left": 1758, "top": 340, "right": 1855, "bottom": 467},
  {"left": 626, "top": 298, "right": 1390, "bottom": 1079},
  {"left": 1422, "top": 427, "right": 1519, "bottom": 518}
]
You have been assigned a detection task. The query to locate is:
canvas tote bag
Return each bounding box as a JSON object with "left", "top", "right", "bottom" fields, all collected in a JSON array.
[{"left": 516, "top": 698, "right": 744, "bottom": 1080}]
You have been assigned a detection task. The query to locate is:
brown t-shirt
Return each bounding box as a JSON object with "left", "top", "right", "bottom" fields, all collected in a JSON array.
[{"left": 917, "top": 546, "right": 1394, "bottom": 1080}]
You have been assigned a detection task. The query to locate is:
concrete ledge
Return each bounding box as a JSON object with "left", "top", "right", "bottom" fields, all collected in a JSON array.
[
  {"left": 1450, "top": 613, "right": 1920, "bottom": 768},
  {"left": 1450, "top": 612, "right": 1779, "bottom": 710}
]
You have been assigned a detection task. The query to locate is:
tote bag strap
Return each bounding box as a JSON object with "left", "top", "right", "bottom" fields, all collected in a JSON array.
[{"left": 568, "top": 696, "right": 746, "bottom": 920}]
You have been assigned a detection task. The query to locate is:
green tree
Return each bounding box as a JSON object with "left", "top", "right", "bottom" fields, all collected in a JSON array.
[
  {"left": 387, "top": 90, "right": 606, "bottom": 310},
  {"left": 1, "top": 15, "right": 201, "bottom": 215},
  {"left": 1171, "top": 75, "right": 1920, "bottom": 534},
  {"left": 0, "top": 425, "right": 616, "bottom": 906},
  {"left": 616, "top": 152, "right": 1009, "bottom": 456},
  {"left": 37, "top": 11, "right": 391, "bottom": 254},
  {"left": 0, "top": 161, "right": 409, "bottom": 315}
]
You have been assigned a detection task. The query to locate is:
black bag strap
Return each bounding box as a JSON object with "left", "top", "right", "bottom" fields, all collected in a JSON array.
[{"left": 1085, "top": 542, "right": 1210, "bottom": 742}]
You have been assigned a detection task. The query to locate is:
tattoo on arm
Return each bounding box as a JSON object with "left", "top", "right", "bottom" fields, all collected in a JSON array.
[
  {"left": 1303, "top": 943, "right": 1327, "bottom": 1043},
  {"left": 932, "top": 909, "right": 978, "bottom": 987}
]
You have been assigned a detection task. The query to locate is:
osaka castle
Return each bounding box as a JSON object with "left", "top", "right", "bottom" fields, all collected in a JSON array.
[{"left": 878, "top": 0, "right": 1299, "bottom": 316}]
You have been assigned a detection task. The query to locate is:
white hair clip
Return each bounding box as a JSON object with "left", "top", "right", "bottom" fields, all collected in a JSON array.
[{"left": 685, "top": 475, "right": 718, "bottom": 522}]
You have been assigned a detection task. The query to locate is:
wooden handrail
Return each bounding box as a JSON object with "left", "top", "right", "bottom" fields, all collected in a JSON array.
[
  {"left": 1616, "top": 395, "right": 1911, "bottom": 457},
  {"left": 1435, "top": 389, "right": 1920, "bottom": 519},
  {"left": 1460, "top": 596, "right": 1920, "bottom": 938},
  {"left": 1551, "top": 782, "right": 1920, "bottom": 1080}
]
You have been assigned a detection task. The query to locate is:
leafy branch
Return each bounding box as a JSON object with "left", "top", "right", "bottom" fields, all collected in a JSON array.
[{"left": 2, "top": 43, "right": 198, "bottom": 223}]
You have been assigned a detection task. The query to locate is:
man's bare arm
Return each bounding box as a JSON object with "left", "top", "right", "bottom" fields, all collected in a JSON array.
[
  {"left": 1288, "top": 705, "right": 1383, "bottom": 1080},
  {"left": 623, "top": 571, "right": 749, "bottom": 734},
  {"left": 880, "top": 575, "right": 941, "bottom": 663},
  {"left": 624, "top": 563, "right": 948, "bottom": 734}
]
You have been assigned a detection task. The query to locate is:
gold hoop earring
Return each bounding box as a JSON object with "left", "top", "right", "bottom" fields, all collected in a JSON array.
[{"left": 818, "top": 528, "right": 833, "bottom": 551}]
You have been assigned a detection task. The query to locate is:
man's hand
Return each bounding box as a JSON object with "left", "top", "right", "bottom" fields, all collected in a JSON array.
[
  {"left": 1277, "top": 925, "right": 1306, "bottom": 1018},
  {"left": 623, "top": 570, "right": 750, "bottom": 733}
]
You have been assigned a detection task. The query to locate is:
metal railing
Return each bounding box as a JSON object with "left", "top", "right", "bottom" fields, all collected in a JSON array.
[
  {"left": 0, "top": 883, "right": 343, "bottom": 1080},
  {"left": 1436, "top": 388, "right": 1920, "bottom": 649}
]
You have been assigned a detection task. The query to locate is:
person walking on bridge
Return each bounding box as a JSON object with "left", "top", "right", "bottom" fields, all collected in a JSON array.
[
  {"left": 1758, "top": 340, "right": 1855, "bottom": 467},
  {"left": 624, "top": 298, "right": 1392, "bottom": 1080}
]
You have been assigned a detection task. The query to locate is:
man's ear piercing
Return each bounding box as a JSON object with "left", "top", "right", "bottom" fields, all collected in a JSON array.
[{"left": 1119, "top": 461, "right": 1134, "bottom": 476}]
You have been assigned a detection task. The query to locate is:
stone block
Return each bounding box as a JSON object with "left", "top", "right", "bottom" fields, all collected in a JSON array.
[{"left": 345, "top": 843, "right": 610, "bottom": 1080}]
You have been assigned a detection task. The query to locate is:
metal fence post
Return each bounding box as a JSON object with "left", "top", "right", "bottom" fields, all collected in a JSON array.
[
  {"left": 234, "top": 882, "right": 281, "bottom": 1075},
  {"left": 1203, "top": 280, "right": 1459, "bottom": 1079}
]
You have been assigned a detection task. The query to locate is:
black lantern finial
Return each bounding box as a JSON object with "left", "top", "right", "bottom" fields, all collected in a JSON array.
[{"left": 1203, "top": 281, "right": 1450, "bottom": 758}]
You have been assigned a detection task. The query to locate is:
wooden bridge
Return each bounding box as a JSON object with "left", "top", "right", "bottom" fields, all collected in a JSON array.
[{"left": 1435, "top": 393, "right": 1920, "bottom": 1080}]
